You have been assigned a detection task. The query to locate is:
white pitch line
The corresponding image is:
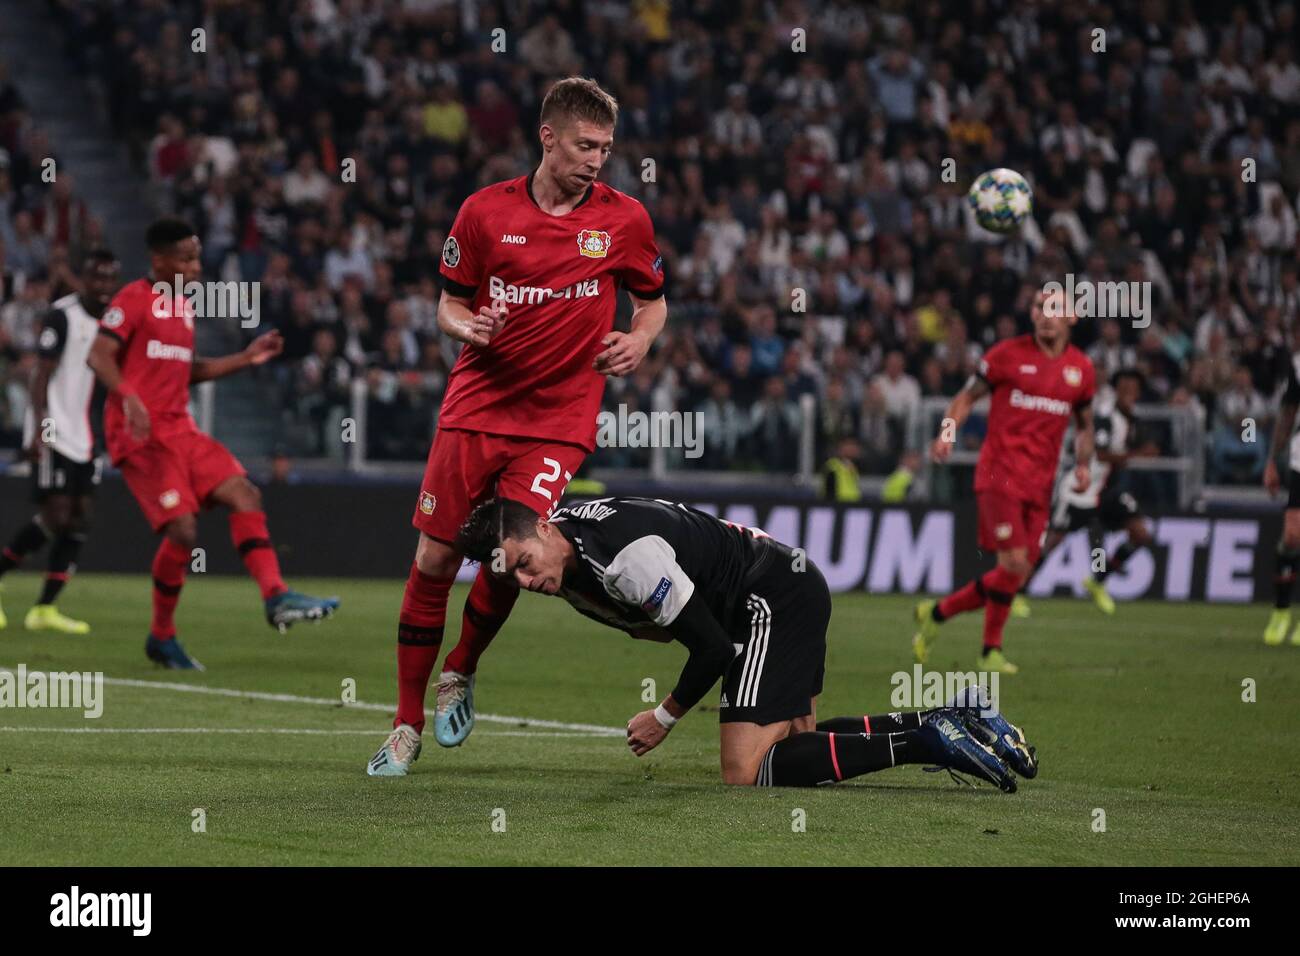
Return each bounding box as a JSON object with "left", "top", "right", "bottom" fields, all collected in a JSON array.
[
  {"left": 0, "top": 726, "right": 612, "bottom": 739},
  {"left": 0, "top": 668, "right": 624, "bottom": 737}
]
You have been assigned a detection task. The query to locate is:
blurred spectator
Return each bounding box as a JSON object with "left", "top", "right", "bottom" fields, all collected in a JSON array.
[
  {"left": 821, "top": 436, "right": 863, "bottom": 502},
  {"left": 1208, "top": 365, "right": 1270, "bottom": 482},
  {"left": 749, "top": 376, "right": 801, "bottom": 471}
]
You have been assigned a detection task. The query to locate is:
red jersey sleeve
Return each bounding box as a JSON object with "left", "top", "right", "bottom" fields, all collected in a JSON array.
[
  {"left": 977, "top": 340, "right": 1011, "bottom": 389},
  {"left": 617, "top": 201, "right": 664, "bottom": 299},
  {"left": 98, "top": 286, "right": 145, "bottom": 346},
  {"left": 440, "top": 196, "right": 487, "bottom": 296}
]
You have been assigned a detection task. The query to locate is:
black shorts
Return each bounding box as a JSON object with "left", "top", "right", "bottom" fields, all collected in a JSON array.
[
  {"left": 717, "top": 543, "right": 830, "bottom": 726},
  {"left": 1051, "top": 489, "right": 1139, "bottom": 534},
  {"left": 1288, "top": 470, "right": 1300, "bottom": 510},
  {"left": 31, "top": 448, "right": 102, "bottom": 502}
]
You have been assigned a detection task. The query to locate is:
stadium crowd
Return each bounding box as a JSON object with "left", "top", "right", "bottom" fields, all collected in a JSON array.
[{"left": 3, "top": 0, "right": 1300, "bottom": 495}]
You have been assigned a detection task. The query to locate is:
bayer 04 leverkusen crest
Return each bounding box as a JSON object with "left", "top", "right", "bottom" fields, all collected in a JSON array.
[{"left": 576, "top": 229, "right": 611, "bottom": 258}]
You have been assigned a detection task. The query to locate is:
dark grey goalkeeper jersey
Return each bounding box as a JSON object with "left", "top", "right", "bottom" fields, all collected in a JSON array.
[{"left": 550, "top": 496, "right": 776, "bottom": 634}]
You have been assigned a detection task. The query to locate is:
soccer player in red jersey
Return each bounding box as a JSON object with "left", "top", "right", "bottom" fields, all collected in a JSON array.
[
  {"left": 367, "top": 77, "right": 666, "bottom": 775},
  {"left": 913, "top": 288, "right": 1096, "bottom": 673},
  {"left": 87, "top": 218, "right": 340, "bottom": 670}
]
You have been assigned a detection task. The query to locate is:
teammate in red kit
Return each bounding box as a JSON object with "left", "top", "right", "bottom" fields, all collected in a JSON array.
[
  {"left": 367, "top": 77, "right": 666, "bottom": 775},
  {"left": 87, "top": 218, "right": 340, "bottom": 670},
  {"left": 913, "top": 288, "right": 1095, "bottom": 674}
]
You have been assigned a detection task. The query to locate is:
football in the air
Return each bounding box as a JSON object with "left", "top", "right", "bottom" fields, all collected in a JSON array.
[{"left": 968, "top": 167, "right": 1034, "bottom": 233}]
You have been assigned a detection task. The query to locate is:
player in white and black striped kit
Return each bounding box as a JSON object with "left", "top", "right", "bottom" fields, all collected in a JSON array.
[
  {"left": 0, "top": 250, "right": 119, "bottom": 633},
  {"left": 443, "top": 496, "right": 1040, "bottom": 791},
  {"left": 1024, "top": 370, "right": 1155, "bottom": 616},
  {"left": 1263, "top": 350, "right": 1300, "bottom": 646}
]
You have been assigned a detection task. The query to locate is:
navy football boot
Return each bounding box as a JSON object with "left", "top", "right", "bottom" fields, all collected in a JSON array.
[
  {"left": 144, "top": 633, "right": 205, "bottom": 670},
  {"left": 266, "top": 590, "right": 340, "bottom": 633},
  {"left": 919, "top": 710, "right": 1017, "bottom": 793},
  {"left": 943, "top": 685, "right": 1038, "bottom": 779}
]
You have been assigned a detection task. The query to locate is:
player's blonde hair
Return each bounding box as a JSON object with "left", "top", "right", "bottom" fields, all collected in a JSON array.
[{"left": 540, "top": 77, "right": 619, "bottom": 131}]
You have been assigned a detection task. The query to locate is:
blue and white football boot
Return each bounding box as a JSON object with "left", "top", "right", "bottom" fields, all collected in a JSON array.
[
  {"left": 943, "top": 685, "right": 1038, "bottom": 778},
  {"left": 367, "top": 724, "right": 422, "bottom": 777},
  {"left": 265, "top": 590, "right": 340, "bottom": 633},
  {"left": 920, "top": 710, "right": 1018, "bottom": 793},
  {"left": 434, "top": 671, "right": 475, "bottom": 747}
]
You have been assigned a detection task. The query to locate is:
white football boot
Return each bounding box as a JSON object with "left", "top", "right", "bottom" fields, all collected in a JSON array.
[
  {"left": 434, "top": 671, "right": 476, "bottom": 747},
  {"left": 367, "top": 724, "right": 422, "bottom": 777}
]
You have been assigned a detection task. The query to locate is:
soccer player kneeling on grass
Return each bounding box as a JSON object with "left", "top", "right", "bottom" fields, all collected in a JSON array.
[{"left": 452, "top": 496, "right": 1037, "bottom": 790}]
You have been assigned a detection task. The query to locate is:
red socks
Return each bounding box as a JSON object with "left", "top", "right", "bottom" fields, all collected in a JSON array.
[
  {"left": 229, "top": 510, "right": 286, "bottom": 599},
  {"left": 153, "top": 510, "right": 283, "bottom": 639},
  {"left": 150, "top": 537, "right": 191, "bottom": 639},
  {"left": 979, "top": 565, "right": 1023, "bottom": 651},
  {"left": 934, "top": 565, "right": 1024, "bottom": 651},
  {"left": 442, "top": 567, "right": 518, "bottom": 676},
  {"left": 937, "top": 578, "right": 986, "bottom": 619},
  {"left": 395, "top": 563, "right": 452, "bottom": 733}
]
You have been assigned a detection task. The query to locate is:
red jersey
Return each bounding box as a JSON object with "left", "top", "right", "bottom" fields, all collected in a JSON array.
[
  {"left": 437, "top": 172, "right": 664, "bottom": 451},
  {"left": 99, "top": 277, "right": 200, "bottom": 463},
  {"left": 974, "top": 334, "right": 1096, "bottom": 503}
]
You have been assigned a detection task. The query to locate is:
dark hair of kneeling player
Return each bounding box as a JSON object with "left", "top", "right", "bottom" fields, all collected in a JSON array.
[{"left": 456, "top": 498, "right": 540, "bottom": 564}]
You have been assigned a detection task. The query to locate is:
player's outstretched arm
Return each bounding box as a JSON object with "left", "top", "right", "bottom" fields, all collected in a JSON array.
[
  {"left": 190, "top": 330, "right": 284, "bottom": 383},
  {"left": 88, "top": 332, "right": 150, "bottom": 440},
  {"left": 931, "top": 375, "right": 988, "bottom": 462},
  {"left": 593, "top": 292, "right": 666, "bottom": 377}
]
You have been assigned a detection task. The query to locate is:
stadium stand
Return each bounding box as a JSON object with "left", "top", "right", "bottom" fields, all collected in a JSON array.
[{"left": 2, "top": 0, "right": 1299, "bottom": 504}]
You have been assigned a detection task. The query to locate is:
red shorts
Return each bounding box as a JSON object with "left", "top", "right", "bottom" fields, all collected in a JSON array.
[
  {"left": 118, "top": 431, "right": 246, "bottom": 532},
  {"left": 413, "top": 427, "right": 588, "bottom": 544},
  {"left": 976, "top": 491, "right": 1049, "bottom": 564}
]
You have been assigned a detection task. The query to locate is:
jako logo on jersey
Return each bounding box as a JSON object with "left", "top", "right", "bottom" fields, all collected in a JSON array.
[
  {"left": 642, "top": 576, "right": 672, "bottom": 614},
  {"left": 1063, "top": 365, "right": 1082, "bottom": 387},
  {"left": 487, "top": 274, "right": 600, "bottom": 305},
  {"left": 577, "top": 229, "right": 611, "bottom": 258},
  {"left": 1019, "top": 364, "right": 1037, "bottom": 374},
  {"left": 995, "top": 522, "right": 1012, "bottom": 540},
  {"left": 159, "top": 489, "right": 181, "bottom": 509},
  {"left": 1009, "top": 388, "right": 1071, "bottom": 416},
  {"left": 500, "top": 234, "right": 527, "bottom": 244},
  {"left": 146, "top": 340, "right": 194, "bottom": 362},
  {"left": 419, "top": 491, "right": 436, "bottom": 515}
]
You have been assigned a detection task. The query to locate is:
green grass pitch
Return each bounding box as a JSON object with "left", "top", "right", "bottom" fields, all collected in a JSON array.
[{"left": 0, "top": 572, "right": 1297, "bottom": 866}]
